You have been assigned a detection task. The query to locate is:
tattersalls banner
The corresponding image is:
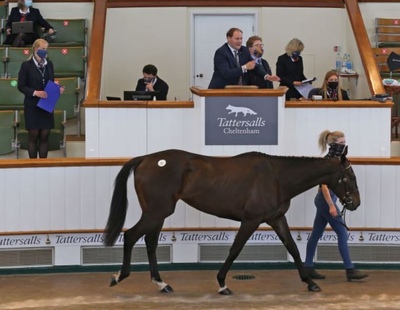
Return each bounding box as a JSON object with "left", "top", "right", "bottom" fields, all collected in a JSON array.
[
  {"left": 205, "top": 97, "right": 278, "bottom": 145},
  {"left": 2, "top": 231, "right": 400, "bottom": 248}
]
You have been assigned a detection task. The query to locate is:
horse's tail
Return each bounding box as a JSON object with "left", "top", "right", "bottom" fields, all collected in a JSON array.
[{"left": 103, "top": 156, "right": 143, "bottom": 246}]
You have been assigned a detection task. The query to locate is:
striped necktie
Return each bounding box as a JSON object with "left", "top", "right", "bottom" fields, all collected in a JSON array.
[{"left": 234, "top": 51, "right": 243, "bottom": 85}]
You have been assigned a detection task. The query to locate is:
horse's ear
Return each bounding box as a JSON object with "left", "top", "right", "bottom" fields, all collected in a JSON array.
[{"left": 341, "top": 145, "right": 348, "bottom": 162}]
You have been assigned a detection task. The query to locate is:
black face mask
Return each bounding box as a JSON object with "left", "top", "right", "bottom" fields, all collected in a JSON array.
[{"left": 328, "top": 81, "right": 338, "bottom": 89}]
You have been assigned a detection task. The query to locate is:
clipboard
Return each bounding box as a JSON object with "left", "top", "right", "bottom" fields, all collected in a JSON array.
[
  {"left": 302, "top": 77, "right": 317, "bottom": 84},
  {"left": 37, "top": 80, "right": 61, "bottom": 113}
]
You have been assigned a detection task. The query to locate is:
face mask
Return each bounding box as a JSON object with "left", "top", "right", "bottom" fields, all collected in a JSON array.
[
  {"left": 291, "top": 51, "right": 301, "bottom": 60},
  {"left": 328, "top": 81, "right": 338, "bottom": 89},
  {"left": 36, "top": 49, "right": 47, "bottom": 60},
  {"left": 325, "top": 142, "right": 346, "bottom": 158},
  {"left": 24, "top": 0, "right": 33, "bottom": 7}
]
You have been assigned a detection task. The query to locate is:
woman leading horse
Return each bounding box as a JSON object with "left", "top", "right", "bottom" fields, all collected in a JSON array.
[{"left": 104, "top": 148, "right": 360, "bottom": 294}]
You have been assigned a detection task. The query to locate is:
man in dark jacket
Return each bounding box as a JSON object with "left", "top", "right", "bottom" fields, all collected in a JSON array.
[{"left": 246, "top": 35, "right": 280, "bottom": 89}]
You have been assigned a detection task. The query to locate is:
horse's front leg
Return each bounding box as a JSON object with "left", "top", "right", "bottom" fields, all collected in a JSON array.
[
  {"left": 144, "top": 221, "right": 173, "bottom": 293},
  {"left": 217, "top": 220, "right": 260, "bottom": 295},
  {"left": 268, "top": 215, "right": 322, "bottom": 293}
]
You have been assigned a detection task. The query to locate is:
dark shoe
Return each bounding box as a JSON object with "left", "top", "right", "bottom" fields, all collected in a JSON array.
[
  {"left": 306, "top": 267, "right": 326, "bottom": 279},
  {"left": 346, "top": 268, "right": 369, "bottom": 281}
]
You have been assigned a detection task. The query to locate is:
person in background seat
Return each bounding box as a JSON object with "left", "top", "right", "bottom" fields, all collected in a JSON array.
[
  {"left": 3, "top": 0, "right": 54, "bottom": 47},
  {"left": 135, "top": 64, "right": 169, "bottom": 100},
  {"left": 308, "top": 70, "right": 350, "bottom": 100}
]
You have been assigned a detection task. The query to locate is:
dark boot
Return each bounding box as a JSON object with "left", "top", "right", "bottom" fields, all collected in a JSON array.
[
  {"left": 305, "top": 267, "right": 326, "bottom": 279},
  {"left": 346, "top": 268, "right": 369, "bottom": 281}
]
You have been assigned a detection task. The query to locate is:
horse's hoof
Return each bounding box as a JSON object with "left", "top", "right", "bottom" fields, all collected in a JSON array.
[
  {"left": 308, "top": 283, "right": 322, "bottom": 292},
  {"left": 109, "top": 278, "right": 118, "bottom": 287},
  {"left": 160, "top": 285, "right": 174, "bottom": 293},
  {"left": 219, "top": 287, "right": 233, "bottom": 295}
]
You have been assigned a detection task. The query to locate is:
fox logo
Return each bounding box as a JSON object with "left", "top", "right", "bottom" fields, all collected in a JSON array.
[{"left": 226, "top": 104, "right": 257, "bottom": 117}]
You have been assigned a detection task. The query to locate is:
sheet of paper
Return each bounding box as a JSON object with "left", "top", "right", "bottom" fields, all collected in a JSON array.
[{"left": 295, "top": 83, "right": 314, "bottom": 98}]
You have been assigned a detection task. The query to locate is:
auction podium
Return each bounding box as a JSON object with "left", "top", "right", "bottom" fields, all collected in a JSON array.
[{"left": 189, "top": 86, "right": 288, "bottom": 157}]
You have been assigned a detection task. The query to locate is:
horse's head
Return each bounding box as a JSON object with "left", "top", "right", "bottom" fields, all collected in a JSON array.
[{"left": 328, "top": 146, "right": 360, "bottom": 211}]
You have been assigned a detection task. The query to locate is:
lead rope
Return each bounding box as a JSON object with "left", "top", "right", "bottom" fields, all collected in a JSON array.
[{"left": 340, "top": 207, "right": 349, "bottom": 230}]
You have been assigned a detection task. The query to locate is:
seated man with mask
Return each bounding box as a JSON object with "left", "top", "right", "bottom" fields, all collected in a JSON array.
[{"left": 135, "top": 64, "right": 169, "bottom": 101}]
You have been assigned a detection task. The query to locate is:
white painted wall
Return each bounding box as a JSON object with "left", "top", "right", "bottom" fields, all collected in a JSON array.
[{"left": 101, "top": 4, "right": 396, "bottom": 104}]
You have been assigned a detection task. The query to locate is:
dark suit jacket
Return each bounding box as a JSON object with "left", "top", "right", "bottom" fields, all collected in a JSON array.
[
  {"left": 276, "top": 53, "right": 307, "bottom": 99},
  {"left": 18, "top": 58, "right": 55, "bottom": 107},
  {"left": 135, "top": 77, "right": 169, "bottom": 100},
  {"left": 247, "top": 58, "right": 273, "bottom": 89},
  {"left": 4, "top": 7, "right": 53, "bottom": 45},
  {"left": 208, "top": 43, "right": 253, "bottom": 89}
]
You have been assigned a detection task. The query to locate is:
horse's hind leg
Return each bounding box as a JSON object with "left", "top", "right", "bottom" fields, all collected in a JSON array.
[
  {"left": 268, "top": 216, "right": 321, "bottom": 293},
  {"left": 217, "top": 220, "right": 260, "bottom": 295},
  {"left": 110, "top": 215, "right": 164, "bottom": 287},
  {"left": 145, "top": 221, "right": 173, "bottom": 293}
]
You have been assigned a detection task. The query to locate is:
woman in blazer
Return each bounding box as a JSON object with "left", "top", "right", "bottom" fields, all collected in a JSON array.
[{"left": 18, "top": 38, "right": 64, "bottom": 158}]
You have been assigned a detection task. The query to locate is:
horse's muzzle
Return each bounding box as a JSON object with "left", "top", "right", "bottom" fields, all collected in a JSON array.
[{"left": 343, "top": 194, "right": 360, "bottom": 211}]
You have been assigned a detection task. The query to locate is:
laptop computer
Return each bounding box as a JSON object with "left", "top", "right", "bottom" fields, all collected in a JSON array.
[
  {"left": 123, "top": 91, "right": 159, "bottom": 101},
  {"left": 12, "top": 21, "right": 34, "bottom": 34},
  {"left": 106, "top": 96, "right": 121, "bottom": 101}
]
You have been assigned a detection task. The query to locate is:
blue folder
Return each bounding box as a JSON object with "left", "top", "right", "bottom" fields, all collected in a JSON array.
[{"left": 37, "top": 80, "right": 61, "bottom": 113}]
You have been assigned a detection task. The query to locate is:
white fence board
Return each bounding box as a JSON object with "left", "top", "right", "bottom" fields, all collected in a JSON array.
[{"left": 0, "top": 163, "right": 400, "bottom": 232}]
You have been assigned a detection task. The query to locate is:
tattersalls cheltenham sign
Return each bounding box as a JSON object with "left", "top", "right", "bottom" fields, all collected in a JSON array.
[{"left": 205, "top": 97, "right": 278, "bottom": 145}]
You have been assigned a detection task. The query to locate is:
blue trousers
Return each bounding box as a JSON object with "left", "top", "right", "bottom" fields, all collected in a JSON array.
[{"left": 304, "top": 190, "right": 354, "bottom": 269}]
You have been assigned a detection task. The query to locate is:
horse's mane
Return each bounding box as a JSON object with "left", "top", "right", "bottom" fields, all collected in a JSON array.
[{"left": 235, "top": 151, "right": 327, "bottom": 162}]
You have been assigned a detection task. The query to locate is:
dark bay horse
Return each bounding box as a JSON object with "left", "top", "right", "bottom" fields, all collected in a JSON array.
[{"left": 104, "top": 148, "right": 360, "bottom": 294}]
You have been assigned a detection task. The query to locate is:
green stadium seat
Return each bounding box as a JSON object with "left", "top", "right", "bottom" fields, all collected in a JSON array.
[
  {"left": 0, "top": 46, "right": 6, "bottom": 77},
  {"left": 54, "top": 77, "right": 80, "bottom": 120},
  {"left": 0, "top": 110, "right": 17, "bottom": 156},
  {"left": 16, "top": 109, "right": 67, "bottom": 158},
  {"left": 48, "top": 46, "right": 86, "bottom": 78},
  {"left": 0, "top": 2, "right": 7, "bottom": 19},
  {"left": 1, "top": 18, "right": 7, "bottom": 48},
  {"left": 46, "top": 18, "right": 87, "bottom": 47},
  {"left": 0, "top": 77, "right": 24, "bottom": 110},
  {"left": 4, "top": 47, "right": 31, "bottom": 78}
]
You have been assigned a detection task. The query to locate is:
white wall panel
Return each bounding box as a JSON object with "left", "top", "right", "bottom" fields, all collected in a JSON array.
[
  {"left": 364, "top": 166, "right": 382, "bottom": 228},
  {"left": 94, "top": 167, "right": 117, "bottom": 229},
  {"left": 147, "top": 109, "right": 194, "bottom": 154},
  {"left": 65, "top": 167, "right": 83, "bottom": 230},
  {"left": 1, "top": 164, "right": 400, "bottom": 232},
  {"left": 49, "top": 167, "right": 66, "bottom": 230},
  {"left": 99, "top": 109, "right": 147, "bottom": 157},
  {"left": 80, "top": 167, "right": 96, "bottom": 229},
  {"left": 284, "top": 107, "right": 390, "bottom": 157},
  {"left": 19, "top": 169, "right": 35, "bottom": 231}
]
